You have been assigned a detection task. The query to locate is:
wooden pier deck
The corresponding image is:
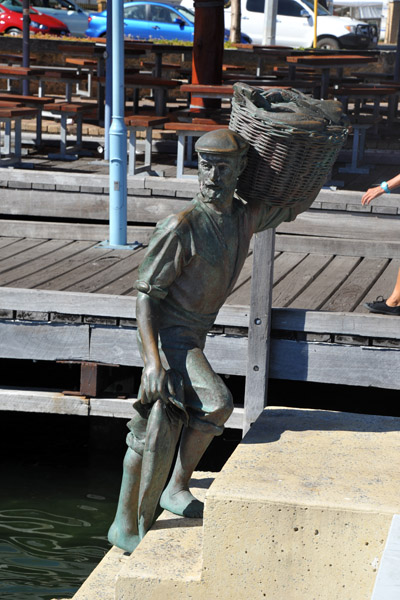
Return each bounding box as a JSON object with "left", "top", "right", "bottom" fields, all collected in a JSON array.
[{"left": 2, "top": 163, "right": 400, "bottom": 430}]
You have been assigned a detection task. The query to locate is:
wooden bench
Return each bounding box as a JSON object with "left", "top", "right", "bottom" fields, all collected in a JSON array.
[
  {"left": 0, "top": 94, "right": 55, "bottom": 145},
  {"left": 124, "top": 114, "right": 169, "bottom": 176},
  {"left": 65, "top": 57, "right": 98, "bottom": 98},
  {"left": 164, "top": 121, "right": 229, "bottom": 178},
  {"left": 0, "top": 106, "right": 38, "bottom": 166},
  {"left": 33, "top": 68, "right": 91, "bottom": 102},
  {"left": 42, "top": 102, "right": 95, "bottom": 160}
]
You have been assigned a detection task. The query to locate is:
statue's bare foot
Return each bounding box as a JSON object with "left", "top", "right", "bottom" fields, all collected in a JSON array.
[
  {"left": 160, "top": 488, "right": 204, "bottom": 518},
  {"left": 107, "top": 521, "right": 140, "bottom": 554}
]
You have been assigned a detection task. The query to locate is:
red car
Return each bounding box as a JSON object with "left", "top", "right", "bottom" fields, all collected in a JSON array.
[{"left": 0, "top": 0, "right": 69, "bottom": 35}]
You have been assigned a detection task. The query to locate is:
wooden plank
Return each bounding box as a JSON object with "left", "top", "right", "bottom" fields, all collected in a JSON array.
[
  {"left": 89, "top": 325, "right": 248, "bottom": 374},
  {"left": 0, "top": 237, "right": 22, "bottom": 250},
  {"left": 0, "top": 387, "right": 89, "bottom": 415},
  {"left": 0, "top": 220, "right": 154, "bottom": 243},
  {"left": 0, "top": 321, "right": 90, "bottom": 361},
  {"left": 0, "top": 239, "right": 71, "bottom": 278},
  {"left": 277, "top": 211, "right": 400, "bottom": 242},
  {"left": 0, "top": 287, "right": 137, "bottom": 319},
  {"left": 270, "top": 338, "right": 400, "bottom": 389},
  {"left": 272, "top": 308, "right": 400, "bottom": 340},
  {"left": 0, "top": 388, "right": 243, "bottom": 429},
  {"left": 273, "top": 254, "right": 333, "bottom": 307},
  {"left": 0, "top": 237, "right": 46, "bottom": 263},
  {"left": 289, "top": 255, "right": 361, "bottom": 310},
  {"left": 244, "top": 229, "right": 275, "bottom": 432},
  {"left": 33, "top": 246, "right": 128, "bottom": 291},
  {"left": 276, "top": 233, "right": 400, "bottom": 259},
  {"left": 38, "top": 247, "right": 143, "bottom": 292},
  {"left": 64, "top": 247, "right": 145, "bottom": 294},
  {"left": 96, "top": 268, "right": 141, "bottom": 296},
  {"left": 273, "top": 251, "right": 308, "bottom": 284},
  {"left": 0, "top": 189, "right": 189, "bottom": 223},
  {"left": 0, "top": 287, "right": 250, "bottom": 326},
  {"left": 355, "top": 259, "right": 400, "bottom": 314},
  {"left": 1, "top": 240, "right": 97, "bottom": 287},
  {"left": 226, "top": 251, "right": 305, "bottom": 306},
  {"left": 322, "top": 257, "right": 389, "bottom": 312}
]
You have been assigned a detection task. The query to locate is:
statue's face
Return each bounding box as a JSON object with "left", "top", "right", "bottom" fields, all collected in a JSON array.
[{"left": 198, "top": 152, "right": 239, "bottom": 207}]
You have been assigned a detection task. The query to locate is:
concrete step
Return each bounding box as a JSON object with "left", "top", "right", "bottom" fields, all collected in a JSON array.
[{"left": 115, "top": 474, "right": 215, "bottom": 598}]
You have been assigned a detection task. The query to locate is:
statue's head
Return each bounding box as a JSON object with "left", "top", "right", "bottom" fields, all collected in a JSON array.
[{"left": 195, "top": 129, "right": 248, "bottom": 207}]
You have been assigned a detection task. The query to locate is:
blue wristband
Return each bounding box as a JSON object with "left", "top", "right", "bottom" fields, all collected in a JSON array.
[{"left": 380, "top": 181, "right": 391, "bottom": 193}]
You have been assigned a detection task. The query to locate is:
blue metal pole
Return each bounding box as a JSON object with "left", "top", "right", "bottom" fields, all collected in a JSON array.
[
  {"left": 104, "top": 0, "right": 112, "bottom": 160},
  {"left": 109, "top": 0, "right": 127, "bottom": 247}
]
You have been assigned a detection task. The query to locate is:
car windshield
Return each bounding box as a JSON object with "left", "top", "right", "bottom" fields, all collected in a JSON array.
[
  {"left": 301, "top": 0, "right": 330, "bottom": 16},
  {"left": 0, "top": 0, "right": 37, "bottom": 12},
  {"left": 177, "top": 5, "right": 194, "bottom": 23}
]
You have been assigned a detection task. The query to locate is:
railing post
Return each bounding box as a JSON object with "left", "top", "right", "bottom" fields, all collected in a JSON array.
[{"left": 243, "top": 228, "right": 275, "bottom": 435}]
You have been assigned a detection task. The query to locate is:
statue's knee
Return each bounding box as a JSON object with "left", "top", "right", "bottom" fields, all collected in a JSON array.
[{"left": 214, "top": 386, "right": 234, "bottom": 425}]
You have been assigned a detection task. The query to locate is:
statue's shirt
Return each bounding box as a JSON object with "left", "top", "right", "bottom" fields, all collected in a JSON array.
[{"left": 136, "top": 194, "right": 291, "bottom": 336}]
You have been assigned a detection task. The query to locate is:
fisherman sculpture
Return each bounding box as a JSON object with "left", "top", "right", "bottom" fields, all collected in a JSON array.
[{"left": 106, "top": 127, "right": 313, "bottom": 553}]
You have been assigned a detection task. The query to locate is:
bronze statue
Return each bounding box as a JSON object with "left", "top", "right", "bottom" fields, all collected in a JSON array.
[{"left": 108, "top": 129, "right": 307, "bottom": 553}]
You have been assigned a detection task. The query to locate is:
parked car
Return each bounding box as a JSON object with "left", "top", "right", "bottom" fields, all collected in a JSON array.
[
  {"left": 29, "top": 0, "right": 88, "bottom": 37},
  {"left": 182, "top": 0, "right": 377, "bottom": 48},
  {"left": 85, "top": 0, "right": 252, "bottom": 43},
  {"left": 0, "top": 0, "right": 69, "bottom": 35}
]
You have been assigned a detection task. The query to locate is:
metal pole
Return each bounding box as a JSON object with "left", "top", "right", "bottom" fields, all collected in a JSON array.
[
  {"left": 262, "top": 0, "right": 278, "bottom": 46},
  {"left": 394, "top": 8, "right": 400, "bottom": 81},
  {"left": 313, "top": 0, "right": 318, "bottom": 48},
  {"left": 108, "top": 0, "right": 127, "bottom": 247},
  {"left": 104, "top": 0, "right": 112, "bottom": 160},
  {"left": 22, "top": 0, "right": 30, "bottom": 95}
]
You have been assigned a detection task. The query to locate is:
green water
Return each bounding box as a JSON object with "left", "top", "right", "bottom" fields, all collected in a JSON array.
[{"left": 0, "top": 413, "right": 126, "bottom": 600}]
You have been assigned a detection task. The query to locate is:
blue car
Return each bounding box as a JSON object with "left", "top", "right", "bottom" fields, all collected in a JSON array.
[{"left": 85, "top": 1, "right": 252, "bottom": 43}]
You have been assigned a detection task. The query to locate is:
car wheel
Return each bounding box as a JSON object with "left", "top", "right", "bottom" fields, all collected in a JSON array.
[
  {"left": 6, "top": 28, "right": 22, "bottom": 36},
  {"left": 316, "top": 37, "right": 340, "bottom": 50}
]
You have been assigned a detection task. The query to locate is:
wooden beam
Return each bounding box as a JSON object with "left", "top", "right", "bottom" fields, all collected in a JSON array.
[
  {"left": 0, "top": 321, "right": 90, "bottom": 361},
  {"left": 270, "top": 338, "right": 400, "bottom": 389},
  {"left": 0, "top": 287, "right": 250, "bottom": 327},
  {"left": 0, "top": 220, "right": 154, "bottom": 243},
  {"left": 276, "top": 234, "right": 400, "bottom": 259},
  {"left": 243, "top": 229, "right": 275, "bottom": 433},
  {"left": 0, "top": 387, "right": 244, "bottom": 429}
]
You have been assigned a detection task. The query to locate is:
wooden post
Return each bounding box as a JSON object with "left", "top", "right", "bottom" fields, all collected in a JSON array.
[
  {"left": 191, "top": 0, "right": 224, "bottom": 110},
  {"left": 243, "top": 228, "right": 275, "bottom": 435}
]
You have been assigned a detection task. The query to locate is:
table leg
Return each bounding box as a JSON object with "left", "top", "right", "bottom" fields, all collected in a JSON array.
[
  {"left": 14, "top": 118, "right": 22, "bottom": 159},
  {"left": 128, "top": 127, "right": 137, "bottom": 175}
]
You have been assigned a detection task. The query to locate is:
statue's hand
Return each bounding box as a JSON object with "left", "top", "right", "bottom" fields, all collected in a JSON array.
[{"left": 139, "top": 361, "right": 168, "bottom": 405}]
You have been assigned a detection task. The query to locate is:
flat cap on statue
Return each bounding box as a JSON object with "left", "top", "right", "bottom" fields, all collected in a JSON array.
[{"left": 195, "top": 128, "right": 248, "bottom": 155}]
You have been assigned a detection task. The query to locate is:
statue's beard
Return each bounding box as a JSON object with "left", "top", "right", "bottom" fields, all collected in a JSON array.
[{"left": 200, "top": 182, "right": 233, "bottom": 204}]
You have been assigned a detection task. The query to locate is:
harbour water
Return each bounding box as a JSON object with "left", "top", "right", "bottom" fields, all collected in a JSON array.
[{"left": 0, "top": 412, "right": 127, "bottom": 600}]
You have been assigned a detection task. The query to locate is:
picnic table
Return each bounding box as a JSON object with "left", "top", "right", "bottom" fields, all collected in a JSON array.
[{"left": 286, "top": 53, "right": 378, "bottom": 99}]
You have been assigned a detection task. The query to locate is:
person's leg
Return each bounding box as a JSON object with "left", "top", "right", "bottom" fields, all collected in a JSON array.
[
  {"left": 386, "top": 267, "right": 400, "bottom": 306},
  {"left": 107, "top": 447, "right": 142, "bottom": 552},
  {"left": 160, "top": 346, "right": 233, "bottom": 518}
]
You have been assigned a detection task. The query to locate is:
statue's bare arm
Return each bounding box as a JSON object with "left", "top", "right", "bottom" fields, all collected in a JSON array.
[{"left": 136, "top": 292, "right": 168, "bottom": 404}]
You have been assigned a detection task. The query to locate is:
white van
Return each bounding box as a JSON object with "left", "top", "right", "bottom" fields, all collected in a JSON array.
[{"left": 181, "top": 0, "right": 378, "bottom": 49}]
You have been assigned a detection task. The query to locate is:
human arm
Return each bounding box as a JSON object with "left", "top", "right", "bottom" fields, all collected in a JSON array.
[
  {"left": 136, "top": 291, "right": 168, "bottom": 405},
  {"left": 361, "top": 173, "right": 400, "bottom": 206}
]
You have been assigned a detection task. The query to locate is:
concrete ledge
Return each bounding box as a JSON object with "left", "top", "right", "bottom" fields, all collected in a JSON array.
[
  {"left": 116, "top": 407, "right": 400, "bottom": 600},
  {"left": 71, "top": 408, "right": 400, "bottom": 600}
]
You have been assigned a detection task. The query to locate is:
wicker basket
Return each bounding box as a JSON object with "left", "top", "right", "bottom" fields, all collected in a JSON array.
[{"left": 229, "top": 83, "right": 348, "bottom": 208}]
